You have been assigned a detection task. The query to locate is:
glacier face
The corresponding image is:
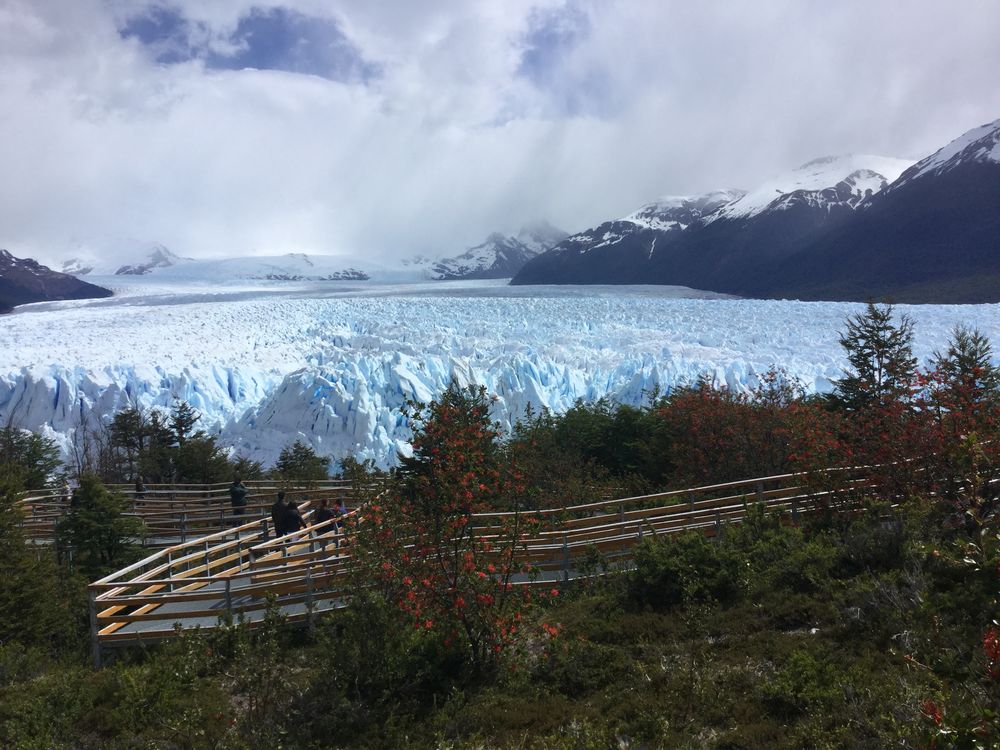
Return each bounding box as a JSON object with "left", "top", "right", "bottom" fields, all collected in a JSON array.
[{"left": 4, "top": 277, "right": 1000, "bottom": 469}]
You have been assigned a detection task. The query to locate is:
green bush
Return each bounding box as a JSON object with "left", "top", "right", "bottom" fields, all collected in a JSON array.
[
  {"left": 538, "top": 638, "right": 633, "bottom": 698},
  {"left": 629, "top": 531, "right": 744, "bottom": 610},
  {"left": 758, "top": 648, "right": 841, "bottom": 719}
]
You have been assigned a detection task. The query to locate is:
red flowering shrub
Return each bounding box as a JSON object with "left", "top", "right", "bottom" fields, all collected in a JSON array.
[
  {"left": 348, "top": 383, "right": 542, "bottom": 675},
  {"left": 656, "top": 368, "right": 841, "bottom": 487}
]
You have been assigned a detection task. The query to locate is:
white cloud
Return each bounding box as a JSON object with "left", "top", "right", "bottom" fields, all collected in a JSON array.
[{"left": 1, "top": 0, "right": 1000, "bottom": 266}]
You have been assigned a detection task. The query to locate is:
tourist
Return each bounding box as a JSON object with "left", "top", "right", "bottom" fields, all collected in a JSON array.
[
  {"left": 229, "top": 476, "right": 248, "bottom": 517},
  {"left": 283, "top": 499, "right": 306, "bottom": 535},
  {"left": 271, "top": 490, "right": 287, "bottom": 536}
]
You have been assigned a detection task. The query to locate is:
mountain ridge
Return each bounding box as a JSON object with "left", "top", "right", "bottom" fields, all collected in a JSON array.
[
  {"left": 0, "top": 249, "right": 113, "bottom": 313},
  {"left": 512, "top": 118, "right": 1000, "bottom": 303}
]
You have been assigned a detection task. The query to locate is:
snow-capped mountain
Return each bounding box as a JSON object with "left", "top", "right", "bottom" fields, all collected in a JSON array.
[
  {"left": 513, "top": 152, "right": 916, "bottom": 292},
  {"left": 706, "top": 155, "right": 911, "bottom": 223},
  {"left": 0, "top": 249, "right": 112, "bottom": 313},
  {"left": 624, "top": 190, "right": 747, "bottom": 231},
  {"left": 514, "top": 220, "right": 570, "bottom": 255},
  {"left": 429, "top": 223, "right": 568, "bottom": 280},
  {"left": 133, "top": 253, "right": 432, "bottom": 284},
  {"left": 61, "top": 241, "right": 191, "bottom": 276},
  {"left": 890, "top": 117, "right": 1000, "bottom": 188},
  {"left": 58, "top": 222, "right": 567, "bottom": 286},
  {"left": 112, "top": 244, "right": 188, "bottom": 275},
  {"left": 765, "top": 118, "right": 1000, "bottom": 302},
  {"left": 514, "top": 118, "right": 1000, "bottom": 302},
  {"left": 512, "top": 190, "right": 747, "bottom": 285}
]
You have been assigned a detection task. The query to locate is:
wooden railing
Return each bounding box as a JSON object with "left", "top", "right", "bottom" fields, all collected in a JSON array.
[
  {"left": 17, "top": 480, "right": 355, "bottom": 546},
  {"left": 86, "top": 466, "right": 878, "bottom": 666}
]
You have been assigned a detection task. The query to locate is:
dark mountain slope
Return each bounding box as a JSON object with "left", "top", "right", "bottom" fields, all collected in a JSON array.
[
  {"left": 755, "top": 160, "right": 1000, "bottom": 302},
  {"left": 0, "top": 249, "right": 112, "bottom": 313}
]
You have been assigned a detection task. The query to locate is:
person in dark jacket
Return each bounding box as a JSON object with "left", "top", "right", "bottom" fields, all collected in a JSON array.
[
  {"left": 315, "top": 498, "right": 335, "bottom": 525},
  {"left": 283, "top": 500, "right": 306, "bottom": 535},
  {"left": 270, "top": 491, "right": 287, "bottom": 536},
  {"left": 229, "top": 477, "right": 248, "bottom": 517}
]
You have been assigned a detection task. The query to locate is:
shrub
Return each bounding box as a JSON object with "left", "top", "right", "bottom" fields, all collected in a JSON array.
[{"left": 629, "top": 531, "right": 744, "bottom": 610}]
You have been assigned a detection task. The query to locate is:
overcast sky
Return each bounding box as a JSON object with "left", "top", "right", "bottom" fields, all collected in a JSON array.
[{"left": 2, "top": 0, "right": 1000, "bottom": 265}]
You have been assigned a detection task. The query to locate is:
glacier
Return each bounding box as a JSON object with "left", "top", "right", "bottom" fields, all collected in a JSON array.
[{"left": 4, "top": 276, "right": 1000, "bottom": 470}]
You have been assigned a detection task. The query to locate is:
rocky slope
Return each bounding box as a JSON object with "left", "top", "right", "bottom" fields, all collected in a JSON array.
[{"left": 0, "top": 249, "right": 112, "bottom": 313}]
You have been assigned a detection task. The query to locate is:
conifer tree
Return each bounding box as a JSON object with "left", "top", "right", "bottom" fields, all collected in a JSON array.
[
  {"left": 169, "top": 401, "right": 201, "bottom": 446},
  {"left": 56, "top": 474, "right": 145, "bottom": 580},
  {"left": 274, "top": 440, "right": 330, "bottom": 481},
  {"left": 833, "top": 302, "right": 917, "bottom": 411},
  {"left": 931, "top": 325, "right": 1000, "bottom": 407},
  {"left": 0, "top": 423, "right": 61, "bottom": 489},
  {"left": 0, "top": 462, "right": 82, "bottom": 651}
]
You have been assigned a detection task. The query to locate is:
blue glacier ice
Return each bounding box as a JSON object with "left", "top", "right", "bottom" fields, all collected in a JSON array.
[{"left": 3, "top": 278, "right": 1000, "bottom": 469}]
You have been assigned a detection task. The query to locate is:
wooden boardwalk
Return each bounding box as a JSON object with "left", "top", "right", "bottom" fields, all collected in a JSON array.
[
  {"left": 76, "top": 468, "right": 875, "bottom": 667},
  {"left": 18, "top": 479, "right": 356, "bottom": 547}
]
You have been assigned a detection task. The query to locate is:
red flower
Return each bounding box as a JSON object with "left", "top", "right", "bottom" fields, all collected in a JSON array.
[
  {"left": 984, "top": 627, "right": 1000, "bottom": 678},
  {"left": 920, "top": 699, "right": 943, "bottom": 726}
]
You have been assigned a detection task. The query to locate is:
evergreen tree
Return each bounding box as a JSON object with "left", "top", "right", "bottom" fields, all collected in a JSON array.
[
  {"left": 169, "top": 401, "right": 201, "bottom": 446},
  {"left": 0, "top": 462, "right": 83, "bottom": 651},
  {"left": 56, "top": 474, "right": 145, "bottom": 580},
  {"left": 273, "top": 440, "right": 330, "bottom": 482},
  {"left": 231, "top": 455, "right": 265, "bottom": 481},
  {"left": 0, "top": 423, "right": 61, "bottom": 490},
  {"left": 931, "top": 325, "right": 1000, "bottom": 407},
  {"left": 833, "top": 302, "right": 917, "bottom": 411},
  {"left": 173, "top": 435, "right": 231, "bottom": 484},
  {"left": 137, "top": 409, "right": 176, "bottom": 483}
]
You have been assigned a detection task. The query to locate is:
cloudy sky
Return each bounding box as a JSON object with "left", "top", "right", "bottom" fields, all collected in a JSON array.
[{"left": 2, "top": 0, "right": 1000, "bottom": 265}]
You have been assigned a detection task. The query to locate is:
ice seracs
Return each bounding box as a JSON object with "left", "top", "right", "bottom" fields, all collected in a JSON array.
[{"left": 3, "top": 280, "right": 999, "bottom": 469}]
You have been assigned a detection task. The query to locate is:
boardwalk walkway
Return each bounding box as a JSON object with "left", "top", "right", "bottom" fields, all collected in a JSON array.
[{"left": 64, "top": 468, "right": 875, "bottom": 667}]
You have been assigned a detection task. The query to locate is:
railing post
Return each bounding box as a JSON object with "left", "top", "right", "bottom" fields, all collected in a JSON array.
[
  {"left": 756, "top": 481, "right": 764, "bottom": 504},
  {"left": 88, "top": 587, "right": 102, "bottom": 670},
  {"left": 618, "top": 505, "right": 625, "bottom": 525},
  {"left": 687, "top": 492, "right": 695, "bottom": 513},
  {"left": 204, "top": 539, "right": 211, "bottom": 571},
  {"left": 561, "top": 533, "right": 570, "bottom": 583},
  {"left": 262, "top": 518, "right": 270, "bottom": 542},
  {"left": 715, "top": 510, "right": 722, "bottom": 537},
  {"left": 305, "top": 567, "right": 315, "bottom": 635},
  {"left": 180, "top": 512, "right": 187, "bottom": 543},
  {"left": 167, "top": 551, "right": 174, "bottom": 592},
  {"left": 791, "top": 499, "right": 799, "bottom": 526},
  {"left": 225, "top": 578, "right": 234, "bottom": 619}
]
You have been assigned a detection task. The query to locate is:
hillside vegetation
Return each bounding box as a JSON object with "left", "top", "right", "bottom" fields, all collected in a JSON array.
[{"left": 0, "top": 303, "right": 997, "bottom": 749}]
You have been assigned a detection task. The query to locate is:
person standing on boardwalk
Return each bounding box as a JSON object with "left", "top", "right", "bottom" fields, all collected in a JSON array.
[
  {"left": 283, "top": 499, "right": 306, "bottom": 535},
  {"left": 315, "top": 498, "right": 335, "bottom": 525},
  {"left": 134, "top": 474, "right": 146, "bottom": 501},
  {"left": 271, "top": 491, "right": 287, "bottom": 536},
  {"left": 229, "top": 477, "right": 248, "bottom": 518}
]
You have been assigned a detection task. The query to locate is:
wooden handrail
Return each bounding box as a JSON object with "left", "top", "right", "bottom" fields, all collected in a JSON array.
[{"left": 85, "top": 464, "right": 885, "bottom": 667}]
